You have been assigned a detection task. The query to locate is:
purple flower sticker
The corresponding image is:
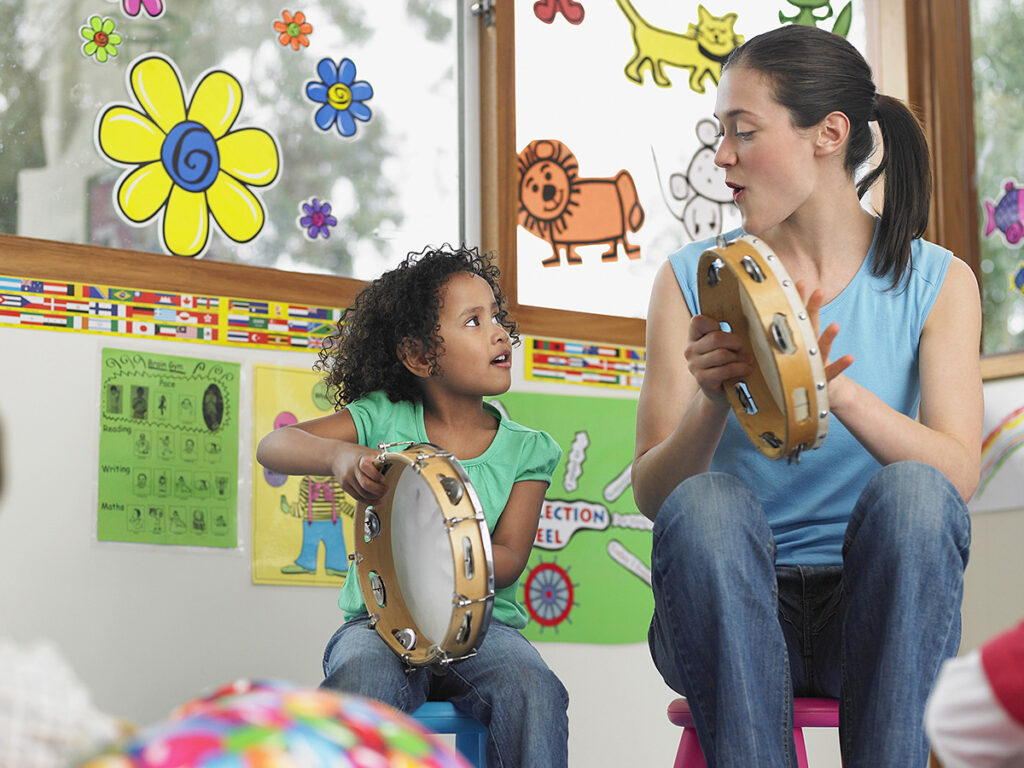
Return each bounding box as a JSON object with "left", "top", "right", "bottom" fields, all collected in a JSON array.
[{"left": 299, "top": 198, "right": 337, "bottom": 240}]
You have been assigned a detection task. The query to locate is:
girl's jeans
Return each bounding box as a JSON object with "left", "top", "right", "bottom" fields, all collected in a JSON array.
[{"left": 322, "top": 617, "right": 569, "bottom": 768}]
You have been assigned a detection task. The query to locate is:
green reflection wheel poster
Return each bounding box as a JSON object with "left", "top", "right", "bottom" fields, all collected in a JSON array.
[{"left": 490, "top": 392, "right": 653, "bottom": 644}]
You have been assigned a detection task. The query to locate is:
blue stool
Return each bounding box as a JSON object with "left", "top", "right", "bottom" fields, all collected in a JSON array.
[{"left": 412, "top": 701, "right": 488, "bottom": 767}]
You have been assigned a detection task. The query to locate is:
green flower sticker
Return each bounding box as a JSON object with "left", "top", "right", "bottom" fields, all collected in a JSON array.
[{"left": 81, "top": 16, "right": 121, "bottom": 63}]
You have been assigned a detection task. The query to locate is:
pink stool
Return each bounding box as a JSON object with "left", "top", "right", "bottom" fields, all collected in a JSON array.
[{"left": 667, "top": 697, "right": 839, "bottom": 767}]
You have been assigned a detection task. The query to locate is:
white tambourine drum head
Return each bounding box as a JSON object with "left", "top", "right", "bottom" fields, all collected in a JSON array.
[
  {"left": 354, "top": 443, "right": 494, "bottom": 667},
  {"left": 390, "top": 468, "right": 457, "bottom": 644},
  {"left": 696, "top": 235, "right": 829, "bottom": 461}
]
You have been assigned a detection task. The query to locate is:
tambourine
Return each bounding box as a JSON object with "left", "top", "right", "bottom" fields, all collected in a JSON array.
[
  {"left": 697, "top": 235, "right": 829, "bottom": 462},
  {"left": 352, "top": 442, "right": 494, "bottom": 667}
]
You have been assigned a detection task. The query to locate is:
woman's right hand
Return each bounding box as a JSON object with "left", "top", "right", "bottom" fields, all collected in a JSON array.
[
  {"left": 684, "top": 313, "right": 751, "bottom": 407},
  {"left": 330, "top": 443, "right": 388, "bottom": 506}
]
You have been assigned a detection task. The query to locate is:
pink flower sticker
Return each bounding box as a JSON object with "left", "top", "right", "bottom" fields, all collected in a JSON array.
[{"left": 122, "top": 0, "right": 164, "bottom": 18}]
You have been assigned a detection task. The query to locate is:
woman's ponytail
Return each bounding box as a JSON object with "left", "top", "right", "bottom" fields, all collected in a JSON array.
[{"left": 856, "top": 94, "right": 932, "bottom": 288}]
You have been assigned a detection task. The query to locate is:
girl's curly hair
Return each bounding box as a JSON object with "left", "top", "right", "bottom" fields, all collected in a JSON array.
[{"left": 316, "top": 244, "right": 519, "bottom": 409}]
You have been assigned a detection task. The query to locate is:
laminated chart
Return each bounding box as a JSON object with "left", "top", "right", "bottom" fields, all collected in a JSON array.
[{"left": 98, "top": 348, "right": 240, "bottom": 547}]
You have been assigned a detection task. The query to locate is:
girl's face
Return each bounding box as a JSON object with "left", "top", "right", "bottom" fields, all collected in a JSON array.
[
  {"left": 431, "top": 271, "right": 512, "bottom": 397},
  {"left": 713, "top": 67, "right": 819, "bottom": 235}
]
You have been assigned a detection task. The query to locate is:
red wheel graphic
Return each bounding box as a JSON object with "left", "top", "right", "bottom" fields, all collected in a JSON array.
[{"left": 523, "top": 561, "right": 574, "bottom": 627}]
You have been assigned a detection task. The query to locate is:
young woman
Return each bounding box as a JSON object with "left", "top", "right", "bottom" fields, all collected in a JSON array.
[{"left": 632, "top": 25, "right": 982, "bottom": 767}]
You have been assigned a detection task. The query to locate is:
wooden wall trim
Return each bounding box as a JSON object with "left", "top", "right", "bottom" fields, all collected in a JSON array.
[
  {"left": 0, "top": 233, "right": 364, "bottom": 308},
  {"left": 981, "top": 354, "right": 1024, "bottom": 381}
]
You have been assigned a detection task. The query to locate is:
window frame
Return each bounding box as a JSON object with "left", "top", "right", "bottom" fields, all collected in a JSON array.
[
  {"left": 0, "top": 232, "right": 365, "bottom": 308},
  {"left": 477, "top": 0, "right": 647, "bottom": 347},
  {"left": 483, "top": 0, "right": 1023, "bottom": 373}
]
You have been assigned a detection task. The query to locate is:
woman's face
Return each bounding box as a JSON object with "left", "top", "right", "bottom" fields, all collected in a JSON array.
[{"left": 713, "top": 67, "right": 819, "bottom": 236}]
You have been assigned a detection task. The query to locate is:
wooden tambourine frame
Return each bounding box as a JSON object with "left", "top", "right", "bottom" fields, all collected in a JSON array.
[
  {"left": 697, "top": 235, "right": 830, "bottom": 461},
  {"left": 352, "top": 442, "right": 494, "bottom": 667}
]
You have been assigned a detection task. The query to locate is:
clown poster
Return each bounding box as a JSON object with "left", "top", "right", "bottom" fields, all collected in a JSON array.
[{"left": 251, "top": 364, "right": 356, "bottom": 587}]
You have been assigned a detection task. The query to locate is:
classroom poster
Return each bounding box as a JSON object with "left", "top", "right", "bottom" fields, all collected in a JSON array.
[
  {"left": 969, "top": 376, "right": 1024, "bottom": 514},
  {"left": 251, "top": 364, "right": 355, "bottom": 587},
  {"left": 491, "top": 392, "right": 652, "bottom": 645},
  {"left": 98, "top": 348, "right": 240, "bottom": 547}
]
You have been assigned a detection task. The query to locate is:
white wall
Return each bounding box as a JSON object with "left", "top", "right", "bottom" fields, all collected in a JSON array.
[{"left": 3, "top": 323, "right": 1021, "bottom": 767}]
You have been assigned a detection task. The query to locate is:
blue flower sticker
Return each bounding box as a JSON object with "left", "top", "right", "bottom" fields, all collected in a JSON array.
[{"left": 305, "top": 58, "right": 373, "bottom": 138}]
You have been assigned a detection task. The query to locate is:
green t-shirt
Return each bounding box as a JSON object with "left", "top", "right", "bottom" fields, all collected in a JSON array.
[{"left": 336, "top": 390, "right": 562, "bottom": 629}]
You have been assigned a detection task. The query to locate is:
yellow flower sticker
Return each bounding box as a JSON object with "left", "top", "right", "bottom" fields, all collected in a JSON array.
[{"left": 96, "top": 55, "right": 280, "bottom": 258}]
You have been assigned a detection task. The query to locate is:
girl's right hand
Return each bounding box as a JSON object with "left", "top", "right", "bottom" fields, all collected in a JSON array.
[
  {"left": 683, "top": 313, "right": 751, "bottom": 407},
  {"left": 331, "top": 443, "right": 388, "bottom": 506}
]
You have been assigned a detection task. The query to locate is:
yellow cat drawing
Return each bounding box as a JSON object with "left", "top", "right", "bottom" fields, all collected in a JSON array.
[{"left": 616, "top": 2, "right": 744, "bottom": 94}]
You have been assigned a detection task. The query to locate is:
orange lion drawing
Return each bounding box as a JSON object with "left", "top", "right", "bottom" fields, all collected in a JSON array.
[{"left": 517, "top": 139, "right": 645, "bottom": 267}]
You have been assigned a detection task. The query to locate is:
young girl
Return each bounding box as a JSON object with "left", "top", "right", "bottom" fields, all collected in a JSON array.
[
  {"left": 256, "top": 245, "right": 568, "bottom": 768},
  {"left": 632, "top": 26, "right": 981, "bottom": 767}
]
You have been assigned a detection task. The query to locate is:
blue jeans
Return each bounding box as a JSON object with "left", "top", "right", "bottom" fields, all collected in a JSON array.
[
  {"left": 322, "top": 616, "right": 569, "bottom": 768},
  {"left": 648, "top": 462, "right": 970, "bottom": 768}
]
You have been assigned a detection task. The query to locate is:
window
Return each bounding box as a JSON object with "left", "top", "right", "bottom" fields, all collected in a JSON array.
[
  {"left": 486, "top": 1, "right": 890, "bottom": 348},
  {"left": 4, "top": 0, "right": 1013, "bottom": 376},
  {"left": 969, "top": 0, "right": 1024, "bottom": 359},
  {"left": 514, "top": 2, "right": 868, "bottom": 319},
  {"left": 907, "top": 0, "right": 1024, "bottom": 378},
  {"left": 1, "top": 0, "right": 470, "bottom": 303}
]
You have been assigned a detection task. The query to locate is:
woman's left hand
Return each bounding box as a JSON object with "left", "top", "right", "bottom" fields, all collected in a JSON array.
[{"left": 798, "top": 282, "right": 855, "bottom": 407}]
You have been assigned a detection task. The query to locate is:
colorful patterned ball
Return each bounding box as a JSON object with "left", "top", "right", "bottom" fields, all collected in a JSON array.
[{"left": 77, "top": 679, "right": 472, "bottom": 768}]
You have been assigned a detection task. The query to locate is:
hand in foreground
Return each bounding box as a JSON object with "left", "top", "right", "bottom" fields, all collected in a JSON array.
[
  {"left": 684, "top": 313, "right": 752, "bottom": 407},
  {"left": 331, "top": 443, "right": 388, "bottom": 506}
]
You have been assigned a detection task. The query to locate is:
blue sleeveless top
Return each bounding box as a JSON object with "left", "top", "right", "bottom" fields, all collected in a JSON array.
[{"left": 668, "top": 225, "right": 952, "bottom": 565}]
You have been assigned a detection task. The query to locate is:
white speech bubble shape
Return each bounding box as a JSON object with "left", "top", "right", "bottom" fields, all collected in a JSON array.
[
  {"left": 608, "top": 539, "right": 652, "bottom": 586},
  {"left": 563, "top": 431, "right": 589, "bottom": 492},
  {"left": 534, "top": 498, "right": 609, "bottom": 549}
]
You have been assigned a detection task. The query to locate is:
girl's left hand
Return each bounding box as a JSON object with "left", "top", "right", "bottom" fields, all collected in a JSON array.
[{"left": 797, "top": 282, "right": 855, "bottom": 407}]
